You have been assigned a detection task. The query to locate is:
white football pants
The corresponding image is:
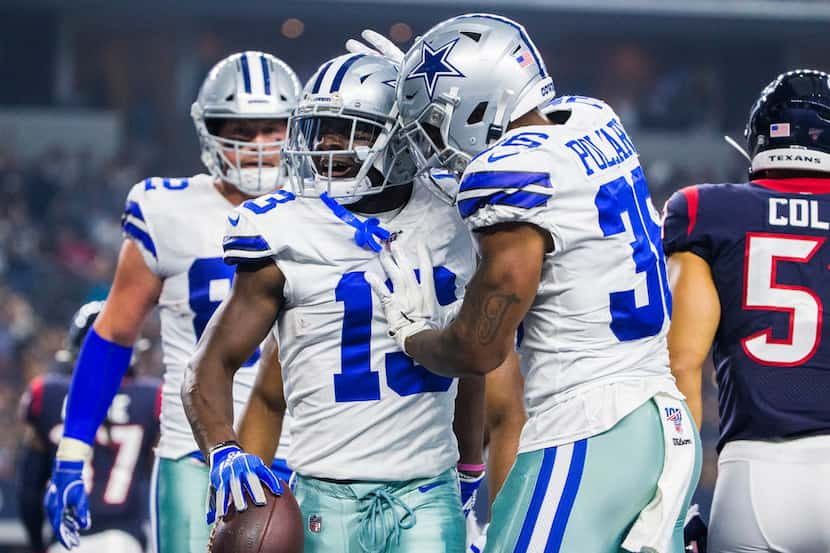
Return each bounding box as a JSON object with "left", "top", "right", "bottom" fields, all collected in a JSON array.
[{"left": 709, "top": 435, "right": 830, "bottom": 553}]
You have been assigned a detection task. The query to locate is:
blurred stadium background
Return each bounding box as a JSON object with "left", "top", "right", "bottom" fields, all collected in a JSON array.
[{"left": 0, "top": 0, "right": 828, "bottom": 549}]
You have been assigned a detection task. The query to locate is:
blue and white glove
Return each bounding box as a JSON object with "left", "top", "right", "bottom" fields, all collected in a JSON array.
[
  {"left": 44, "top": 458, "right": 91, "bottom": 549},
  {"left": 207, "top": 443, "right": 283, "bottom": 525},
  {"left": 458, "top": 470, "right": 485, "bottom": 518},
  {"left": 345, "top": 29, "right": 405, "bottom": 66}
]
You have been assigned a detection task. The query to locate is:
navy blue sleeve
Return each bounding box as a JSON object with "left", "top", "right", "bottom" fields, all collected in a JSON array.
[{"left": 662, "top": 185, "right": 713, "bottom": 264}]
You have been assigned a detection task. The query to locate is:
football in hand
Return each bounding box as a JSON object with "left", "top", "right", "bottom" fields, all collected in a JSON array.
[{"left": 209, "top": 484, "right": 304, "bottom": 553}]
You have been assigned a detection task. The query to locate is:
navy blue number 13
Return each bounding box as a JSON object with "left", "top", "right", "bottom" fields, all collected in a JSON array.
[
  {"left": 333, "top": 267, "right": 457, "bottom": 402},
  {"left": 594, "top": 166, "right": 671, "bottom": 341}
]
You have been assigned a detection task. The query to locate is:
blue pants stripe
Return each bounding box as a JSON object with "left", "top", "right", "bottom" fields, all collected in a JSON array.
[
  {"left": 545, "top": 439, "right": 587, "bottom": 552},
  {"left": 514, "top": 446, "right": 557, "bottom": 552}
]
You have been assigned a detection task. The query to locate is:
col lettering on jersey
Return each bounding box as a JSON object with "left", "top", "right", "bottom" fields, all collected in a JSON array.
[
  {"left": 459, "top": 97, "right": 680, "bottom": 454},
  {"left": 122, "top": 175, "right": 289, "bottom": 459},
  {"left": 223, "top": 181, "right": 476, "bottom": 481},
  {"left": 664, "top": 180, "right": 830, "bottom": 451}
]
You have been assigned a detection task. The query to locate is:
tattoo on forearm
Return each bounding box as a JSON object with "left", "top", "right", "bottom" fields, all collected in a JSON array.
[{"left": 474, "top": 292, "right": 519, "bottom": 344}]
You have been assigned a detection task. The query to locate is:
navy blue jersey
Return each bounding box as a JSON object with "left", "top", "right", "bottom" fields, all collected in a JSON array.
[
  {"left": 22, "top": 373, "right": 161, "bottom": 543},
  {"left": 663, "top": 177, "right": 830, "bottom": 451}
]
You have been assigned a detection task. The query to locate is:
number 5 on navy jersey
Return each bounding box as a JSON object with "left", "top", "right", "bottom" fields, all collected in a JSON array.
[{"left": 333, "top": 267, "right": 457, "bottom": 402}]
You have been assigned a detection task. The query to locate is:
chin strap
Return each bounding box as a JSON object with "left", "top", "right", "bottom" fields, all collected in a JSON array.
[{"left": 319, "top": 192, "right": 391, "bottom": 252}]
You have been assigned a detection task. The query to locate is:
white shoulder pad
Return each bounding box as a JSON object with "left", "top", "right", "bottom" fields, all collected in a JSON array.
[
  {"left": 541, "top": 95, "right": 620, "bottom": 131},
  {"left": 222, "top": 189, "right": 296, "bottom": 265}
]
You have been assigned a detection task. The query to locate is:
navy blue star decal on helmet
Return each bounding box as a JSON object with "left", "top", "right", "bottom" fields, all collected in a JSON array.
[{"left": 405, "top": 39, "right": 465, "bottom": 99}]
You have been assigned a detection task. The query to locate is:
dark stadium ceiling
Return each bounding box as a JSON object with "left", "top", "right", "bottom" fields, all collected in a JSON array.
[{"left": 5, "top": 0, "right": 830, "bottom": 21}]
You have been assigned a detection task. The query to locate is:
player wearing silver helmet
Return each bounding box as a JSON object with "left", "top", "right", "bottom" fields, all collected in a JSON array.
[
  {"left": 43, "top": 51, "right": 300, "bottom": 553},
  {"left": 368, "top": 14, "right": 700, "bottom": 553},
  {"left": 183, "top": 52, "right": 496, "bottom": 553}
]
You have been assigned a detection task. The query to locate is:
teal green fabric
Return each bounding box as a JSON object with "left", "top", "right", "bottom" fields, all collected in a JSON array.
[
  {"left": 485, "top": 399, "right": 702, "bottom": 553},
  {"left": 293, "top": 467, "right": 466, "bottom": 553},
  {"left": 153, "top": 456, "right": 211, "bottom": 553}
]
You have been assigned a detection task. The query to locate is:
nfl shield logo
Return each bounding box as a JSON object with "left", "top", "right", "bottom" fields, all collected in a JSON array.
[
  {"left": 664, "top": 407, "right": 683, "bottom": 434},
  {"left": 308, "top": 514, "right": 322, "bottom": 533}
]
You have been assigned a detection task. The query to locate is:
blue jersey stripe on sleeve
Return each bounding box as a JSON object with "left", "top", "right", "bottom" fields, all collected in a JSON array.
[
  {"left": 123, "top": 200, "right": 145, "bottom": 222},
  {"left": 222, "top": 235, "right": 270, "bottom": 252},
  {"left": 458, "top": 190, "right": 550, "bottom": 219},
  {"left": 224, "top": 255, "right": 272, "bottom": 266},
  {"left": 123, "top": 222, "right": 157, "bottom": 258},
  {"left": 459, "top": 171, "right": 551, "bottom": 193}
]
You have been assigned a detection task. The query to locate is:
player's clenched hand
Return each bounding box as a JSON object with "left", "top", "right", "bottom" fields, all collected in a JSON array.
[
  {"left": 345, "top": 30, "right": 404, "bottom": 66},
  {"left": 366, "top": 240, "right": 439, "bottom": 355},
  {"left": 207, "top": 443, "right": 283, "bottom": 525},
  {"left": 44, "top": 459, "right": 92, "bottom": 549}
]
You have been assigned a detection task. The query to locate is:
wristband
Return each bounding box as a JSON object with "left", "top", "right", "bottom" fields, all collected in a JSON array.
[
  {"left": 56, "top": 437, "right": 92, "bottom": 461},
  {"left": 457, "top": 463, "right": 486, "bottom": 473}
]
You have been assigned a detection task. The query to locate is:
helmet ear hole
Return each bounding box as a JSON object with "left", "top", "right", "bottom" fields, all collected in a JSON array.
[{"left": 467, "top": 102, "right": 488, "bottom": 125}]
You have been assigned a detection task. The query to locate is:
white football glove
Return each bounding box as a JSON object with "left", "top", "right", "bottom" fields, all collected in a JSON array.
[
  {"left": 366, "top": 240, "right": 439, "bottom": 355},
  {"left": 345, "top": 29, "right": 405, "bottom": 66}
]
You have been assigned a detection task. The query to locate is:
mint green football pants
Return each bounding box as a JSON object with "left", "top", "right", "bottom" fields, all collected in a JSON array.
[
  {"left": 484, "top": 399, "right": 702, "bottom": 553},
  {"left": 150, "top": 456, "right": 211, "bottom": 553},
  {"left": 293, "top": 467, "right": 466, "bottom": 553}
]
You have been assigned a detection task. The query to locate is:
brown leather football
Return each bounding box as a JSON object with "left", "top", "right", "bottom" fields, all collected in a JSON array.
[{"left": 208, "top": 484, "right": 304, "bottom": 553}]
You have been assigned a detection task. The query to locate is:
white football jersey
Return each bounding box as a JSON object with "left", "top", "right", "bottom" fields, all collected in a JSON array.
[
  {"left": 223, "top": 181, "right": 476, "bottom": 480},
  {"left": 122, "top": 174, "right": 291, "bottom": 459},
  {"left": 458, "top": 97, "right": 681, "bottom": 453}
]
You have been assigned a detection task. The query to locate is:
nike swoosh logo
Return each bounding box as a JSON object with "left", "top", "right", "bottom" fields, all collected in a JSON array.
[
  {"left": 227, "top": 215, "right": 240, "bottom": 226},
  {"left": 487, "top": 151, "right": 518, "bottom": 163},
  {"left": 418, "top": 480, "right": 448, "bottom": 493}
]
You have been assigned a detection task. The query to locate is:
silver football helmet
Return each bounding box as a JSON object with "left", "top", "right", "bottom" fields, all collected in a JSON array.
[
  {"left": 191, "top": 51, "right": 301, "bottom": 196},
  {"left": 283, "top": 53, "right": 415, "bottom": 204},
  {"left": 397, "top": 14, "right": 555, "bottom": 176}
]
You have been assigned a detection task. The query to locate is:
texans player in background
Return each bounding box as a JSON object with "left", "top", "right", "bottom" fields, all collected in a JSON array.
[
  {"left": 665, "top": 69, "right": 830, "bottom": 553},
  {"left": 42, "top": 51, "right": 301, "bottom": 553},
  {"left": 18, "top": 301, "right": 160, "bottom": 553}
]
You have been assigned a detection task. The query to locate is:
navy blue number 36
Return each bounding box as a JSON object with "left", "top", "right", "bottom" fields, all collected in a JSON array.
[
  {"left": 333, "top": 267, "right": 457, "bottom": 402},
  {"left": 594, "top": 166, "right": 671, "bottom": 341}
]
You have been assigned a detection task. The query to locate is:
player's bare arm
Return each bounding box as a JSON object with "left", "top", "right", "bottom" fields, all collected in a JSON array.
[
  {"left": 667, "top": 251, "right": 721, "bottom": 429},
  {"left": 484, "top": 351, "right": 525, "bottom": 505},
  {"left": 95, "top": 239, "right": 162, "bottom": 345},
  {"left": 406, "top": 223, "right": 550, "bottom": 377},
  {"left": 454, "top": 375, "right": 485, "bottom": 467},
  {"left": 182, "top": 261, "right": 284, "bottom": 457},
  {"left": 237, "top": 333, "right": 286, "bottom": 463}
]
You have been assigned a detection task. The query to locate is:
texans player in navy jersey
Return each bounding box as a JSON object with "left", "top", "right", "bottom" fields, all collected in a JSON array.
[
  {"left": 18, "top": 302, "right": 161, "bottom": 553},
  {"left": 664, "top": 69, "right": 830, "bottom": 553}
]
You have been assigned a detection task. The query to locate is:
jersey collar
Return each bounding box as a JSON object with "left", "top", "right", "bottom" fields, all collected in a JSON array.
[{"left": 752, "top": 177, "right": 830, "bottom": 194}]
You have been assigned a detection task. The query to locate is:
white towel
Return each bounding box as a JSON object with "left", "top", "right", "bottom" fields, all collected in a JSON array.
[{"left": 622, "top": 393, "right": 697, "bottom": 553}]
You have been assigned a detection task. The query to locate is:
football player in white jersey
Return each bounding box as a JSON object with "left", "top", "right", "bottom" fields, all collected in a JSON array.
[
  {"left": 182, "top": 53, "right": 490, "bottom": 552},
  {"left": 43, "top": 51, "right": 300, "bottom": 553},
  {"left": 365, "top": 14, "right": 702, "bottom": 553}
]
